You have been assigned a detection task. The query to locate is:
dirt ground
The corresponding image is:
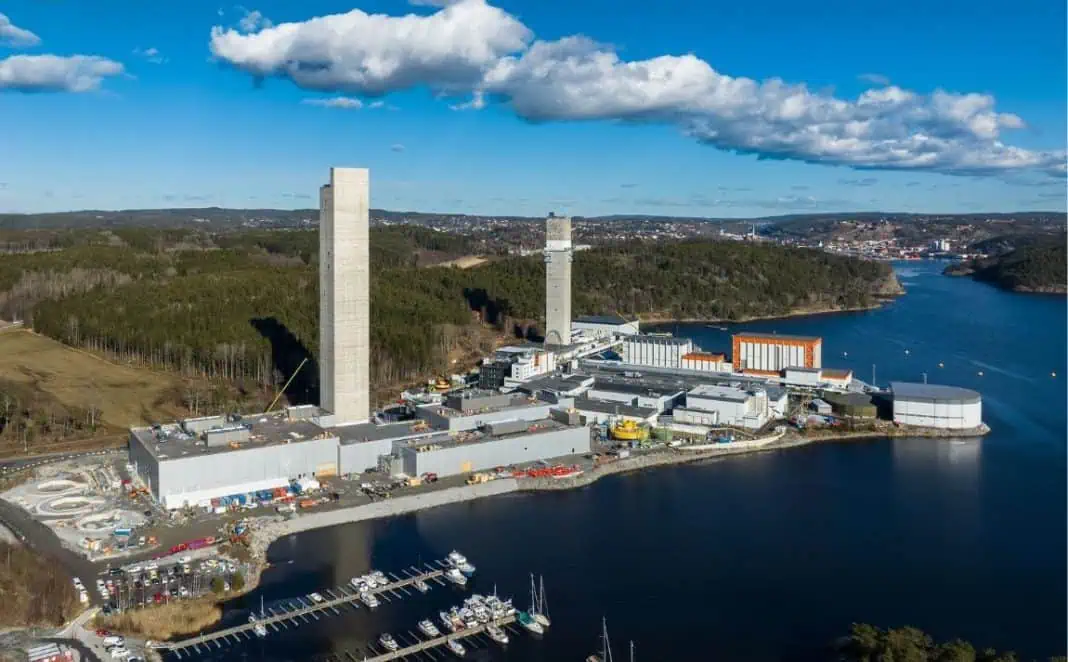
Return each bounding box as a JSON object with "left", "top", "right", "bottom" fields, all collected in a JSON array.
[
  {"left": 0, "top": 329, "right": 189, "bottom": 430},
  {"left": 432, "top": 254, "right": 489, "bottom": 269}
]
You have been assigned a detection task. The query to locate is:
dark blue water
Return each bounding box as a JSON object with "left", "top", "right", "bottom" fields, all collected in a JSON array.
[{"left": 216, "top": 262, "right": 1066, "bottom": 662}]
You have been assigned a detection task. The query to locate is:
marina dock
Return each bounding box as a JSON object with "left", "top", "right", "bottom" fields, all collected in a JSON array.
[
  {"left": 159, "top": 560, "right": 453, "bottom": 658},
  {"left": 338, "top": 615, "right": 519, "bottom": 662}
]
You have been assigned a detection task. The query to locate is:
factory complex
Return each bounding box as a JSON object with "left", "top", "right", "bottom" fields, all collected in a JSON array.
[{"left": 126, "top": 166, "right": 986, "bottom": 512}]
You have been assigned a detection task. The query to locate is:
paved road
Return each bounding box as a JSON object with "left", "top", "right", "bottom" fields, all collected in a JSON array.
[
  {"left": 0, "top": 448, "right": 123, "bottom": 474},
  {"left": 0, "top": 498, "right": 104, "bottom": 597}
]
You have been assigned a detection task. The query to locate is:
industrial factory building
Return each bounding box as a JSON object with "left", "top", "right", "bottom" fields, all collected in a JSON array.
[
  {"left": 478, "top": 345, "right": 556, "bottom": 390},
  {"left": 673, "top": 384, "right": 777, "bottom": 430},
  {"left": 129, "top": 412, "right": 343, "bottom": 510},
  {"left": 732, "top": 332, "right": 822, "bottom": 374},
  {"left": 890, "top": 382, "right": 982, "bottom": 430},
  {"left": 681, "top": 352, "right": 733, "bottom": 373},
  {"left": 572, "top": 314, "right": 640, "bottom": 338},
  {"left": 397, "top": 422, "right": 590, "bottom": 478},
  {"left": 622, "top": 335, "right": 694, "bottom": 369},
  {"left": 416, "top": 390, "right": 568, "bottom": 433}
]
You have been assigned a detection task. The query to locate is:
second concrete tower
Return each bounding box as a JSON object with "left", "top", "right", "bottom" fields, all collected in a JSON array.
[{"left": 544, "top": 213, "right": 573, "bottom": 347}]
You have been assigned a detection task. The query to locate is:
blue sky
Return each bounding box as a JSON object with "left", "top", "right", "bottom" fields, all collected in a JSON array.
[{"left": 0, "top": 0, "right": 1065, "bottom": 217}]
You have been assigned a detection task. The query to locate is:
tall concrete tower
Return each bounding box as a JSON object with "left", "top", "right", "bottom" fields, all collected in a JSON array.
[
  {"left": 544, "top": 213, "right": 573, "bottom": 347},
  {"left": 319, "top": 167, "right": 371, "bottom": 424}
]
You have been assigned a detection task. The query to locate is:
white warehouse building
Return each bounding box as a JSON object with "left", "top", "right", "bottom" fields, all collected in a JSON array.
[
  {"left": 622, "top": 335, "right": 694, "bottom": 369},
  {"left": 673, "top": 384, "right": 773, "bottom": 430},
  {"left": 890, "top": 382, "right": 983, "bottom": 430}
]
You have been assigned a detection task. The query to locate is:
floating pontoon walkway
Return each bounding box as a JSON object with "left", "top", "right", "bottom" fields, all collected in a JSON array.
[
  {"left": 159, "top": 561, "right": 453, "bottom": 658},
  {"left": 340, "top": 615, "right": 519, "bottom": 662}
]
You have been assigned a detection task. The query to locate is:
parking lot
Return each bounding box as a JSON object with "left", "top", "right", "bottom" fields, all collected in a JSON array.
[{"left": 80, "top": 554, "right": 254, "bottom": 614}]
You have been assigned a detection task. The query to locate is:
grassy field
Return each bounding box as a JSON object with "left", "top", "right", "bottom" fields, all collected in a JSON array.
[
  {"left": 0, "top": 329, "right": 190, "bottom": 429},
  {"left": 95, "top": 598, "right": 222, "bottom": 640},
  {"left": 0, "top": 328, "right": 206, "bottom": 458}
]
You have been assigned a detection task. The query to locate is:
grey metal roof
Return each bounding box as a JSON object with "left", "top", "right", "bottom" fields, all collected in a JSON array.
[
  {"left": 786, "top": 367, "right": 821, "bottom": 374},
  {"left": 573, "top": 397, "right": 657, "bottom": 418},
  {"left": 575, "top": 314, "right": 634, "bottom": 325},
  {"left": 890, "top": 381, "right": 981, "bottom": 404},
  {"left": 589, "top": 380, "right": 685, "bottom": 397}
]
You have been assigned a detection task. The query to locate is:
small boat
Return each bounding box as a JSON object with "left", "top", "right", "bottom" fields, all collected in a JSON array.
[
  {"left": 414, "top": 578, "right": 430, "bottom": 593},
  {"left": 535, "top": 575, "right": 551, "bottom": 627},
  {"left": 586, "top": 617, "right": 613, "bottom": 662},
  {"left": 517, "top": 610, "right": 544, "bottom": 635},
  {"left": 253, "top": 623, "right": 268, "bottom": 638},
  {"left": 456, "top": 561, "right": 477, "bottom": 576},
  {"left": 372, "top": 570, "right": 389, "bottom": 586},
  {"left": 360, "top": 591, "right": 380, "bottom": 608},
  {"left": 378, "top": 633, "right": 399, "bottom": 652},
  {"left": 418, "top": 619, "right": 441, "bottom": 637},
  {"left": 439, "top": 611, "right": 457, "bottom": 633},
  {"left": 349, "top": 577, "right": 365, "bottom": 590},
  {"left": 445, "top": 567, "right": 467, "bottom": 586},
  {"left": 487, "top": 623, "right": 509, "bottom": 645},
  {"left": 447, "top": 550, "right": 467, "bottom": 566},
  {"left": 447, "top": 639, "right": 466, "bottom": 657}
]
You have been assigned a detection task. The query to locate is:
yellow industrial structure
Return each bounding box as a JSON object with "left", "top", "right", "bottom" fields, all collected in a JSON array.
[{"left": 610, "top": 420, "right": 648, "bottom": 442}]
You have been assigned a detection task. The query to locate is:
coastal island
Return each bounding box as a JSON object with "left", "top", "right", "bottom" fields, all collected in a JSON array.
[{"left": 944, "top": 233, "right": 1066, "bottom": 294}]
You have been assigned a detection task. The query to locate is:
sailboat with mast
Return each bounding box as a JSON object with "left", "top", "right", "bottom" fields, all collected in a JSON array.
[
  {"left": 517, "top": 573, "right": 545, "bottom": 635},
  {"left": 535, "top": 575, "right": 551, "bottom": 628},
  {"left": 586, "top": 617, "right": 613, "bottom": 662}
]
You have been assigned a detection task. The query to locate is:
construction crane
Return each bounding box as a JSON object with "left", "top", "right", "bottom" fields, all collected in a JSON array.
[{"left": 267, "top": 357, "right": 309, "bottom": 413}]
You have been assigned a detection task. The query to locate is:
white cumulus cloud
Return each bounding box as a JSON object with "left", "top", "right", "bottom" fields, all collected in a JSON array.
[
  {"left": 0, "top": 12, "right": 40, "bottom": 48},
  {"left": 208, "top": 0, "right": 1066, "bottom": 178},
  {"left": 0, "top": 54, "right": 124, "bottom": 92},
  {"left": 302, "top": 96, "right": 363, "bottom": 109},
  {"left": 209, "top": 0, "right": 531, "bottom": 95}
]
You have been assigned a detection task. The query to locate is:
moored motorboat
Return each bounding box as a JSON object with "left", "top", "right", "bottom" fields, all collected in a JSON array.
[
  {"left": 378, "top": 633, "right": 399, "bottom": 652},
  {"left": 253, "top": 623, "right": 268, "bottom": 638},
  {"left": 439, "top": 611, "right": 457, "bottom": 633},
  {"left": 360, "top": 591, "right": 380, "bottom": 608},
  {"left": 456, "top": 561, "right": 476, "bottom": 576},
  {"left": 447, "top": 639, "right": 466, "bottom": 657},
  {"left": 486, "top": 623, "right": 509, "bottom": 645},
  {"left": 447, "top": 550, "right": 467, "bottom": 566},
  {"left": 445, "top": 567, "right": 467, "bottom": 586},
  {"left": 414, "top": 578, "right": 430, "bottom": 593},
  {"left": 418, "top": 619, "right": 441, "bottom": 637}
]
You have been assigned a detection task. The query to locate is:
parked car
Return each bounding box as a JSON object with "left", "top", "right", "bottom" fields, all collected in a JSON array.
[{"left": 102, "top": 635, "right": 125, "bottom": 647}]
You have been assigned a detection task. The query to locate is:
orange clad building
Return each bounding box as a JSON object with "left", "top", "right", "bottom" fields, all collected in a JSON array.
[{"left": 732, "top": 333, "right": 822, "bottom": 373}]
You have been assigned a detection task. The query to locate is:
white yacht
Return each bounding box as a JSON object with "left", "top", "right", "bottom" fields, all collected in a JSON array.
[
  {"left": 439, "top": 611, "right": 456, "bottom": 633},
  {"left": 445, "top": 567, "right": 467, "bottom": 586},
  {"left": 447, "top": 550, "right": 467, "bottom": 566},
  {"left": 456, "top": 560, "right": 476, "bottom": 576},
  {"left": 517, "top": 610, "right": 544, "bottom": 635},
  {"left": 360, "top": 591, "right": 380, "bottom": 608},
  {"left": 486, "top": 623, "right": 509, "bottom": 645},
  {"left": 414, "top": 578, "right": 430, "bottom": 593},
  {"left": 253, "top": 623, "right": 268, "bottom": 638},
  {"left": 447, "top": 639, "right": 466, "bottom": 657},
  {"left": 378, "top": 633, "right": 399, "bottom": 652},
  {"left": 417, "top": 619, "right": 440, "bottom": 637}
]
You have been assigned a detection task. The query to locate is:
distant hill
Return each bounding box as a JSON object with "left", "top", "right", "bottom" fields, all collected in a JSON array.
[
  {"left": 945, "top": 233, "right": 1066, "bottom": 294},
  {"left": 2, "top": 207, "right": 1064, "bottom": 231}
]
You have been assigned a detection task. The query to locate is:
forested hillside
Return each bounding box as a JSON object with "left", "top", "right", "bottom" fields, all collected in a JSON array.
[
  {"left": 945, "top": 234, "right": 1066, "bottom": 294},
  {"left": 0, "top": 227, "right": 900, "bottom": 416}
]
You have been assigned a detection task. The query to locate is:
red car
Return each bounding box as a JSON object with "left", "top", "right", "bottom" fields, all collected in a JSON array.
[{"left": 95, "top": 629, "right": 110, "bottom": 636}]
